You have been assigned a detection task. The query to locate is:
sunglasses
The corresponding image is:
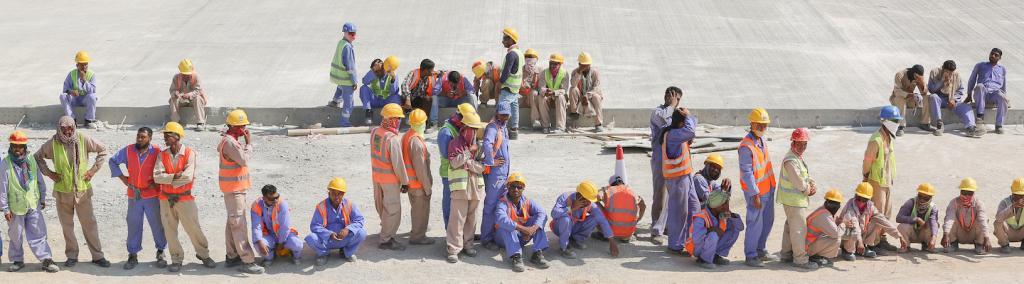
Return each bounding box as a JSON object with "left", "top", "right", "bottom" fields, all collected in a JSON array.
[{"left": 509, "top": 184, "right": 524, "bottom": 190}]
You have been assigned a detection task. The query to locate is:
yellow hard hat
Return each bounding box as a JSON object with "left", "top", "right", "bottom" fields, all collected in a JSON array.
[
  {"left": 549, "top": 53, "right": 564, "bottom": 63},
  {"left": 1012, "top": 177, "right": 1024, "bottom": 195},
  {"left": 825, "top": 189, "right": 843, "bottom": 202},
  {"left": 524, "top": 48, "right": 538, "bottom": 58},
  {"left": 748, "top": 108, "right": 771, "bottom": 124},
  {"left": 855, "top": 182, "right": 873, "bottom": 199},
  {"left": 576, "top": 181, "right": 599, "bottom": 202},
  {"left": 502, "top": 27, "right": 519, "bottom": 43},
  {"left": 457, "top": 103, "right": 477, "bottom": 115},
  {"left": 461, "top": 112, "right": 487, "bottom": 129},
  {"left": 161, "top": 121, "right": 186, "bottom": 138},
  {"left": 75, "top": 51, "right": 90, "bottom": 63},
  {"left": 381, "top": 103, "right": 405, "bottom": 119},
  {"left": 226, "top": 109, "right": 250, "bottom": 126},
  {"left": 178, "top": 59, "right": 194, "bottom": 75},
  {"left": 705, "top": 154, "right": 724, "bottom": 168},
  {"left": 408, "top": 109, "right": 427, "bottom": 125},
  {"left": 383, "top": 56, "right": 400, "bottom": 73},
  {"left": 507, "top": 172, "right": 526, "bottom": 187},
  {"left": 578, "top": 52, "right": 593, "bottom": 65},
  {"left": 328, "top": 177, "right": 347, "bottom": 192},
  {"left": 8, "top": 130, "right": 29, "bottom": 145},
  {"left": 959, "top": 177, "right": 978, "bottom": 192},
  {"left": 916, "top": 183, "right": 936, "bottom": 196},
  {"left": 472, "top": 61, "right": 486, "bottom": 78}
]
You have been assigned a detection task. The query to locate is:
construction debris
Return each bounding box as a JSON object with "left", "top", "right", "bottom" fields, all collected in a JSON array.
[
  {"left": 603, "top": 138, "right": 721, "bottom": 150},
  {"left": 691, "top": 145, "right": 740, "bottom": 154},
  {"left": 287, "top": 126, "right": 372, "bottom": 136}
]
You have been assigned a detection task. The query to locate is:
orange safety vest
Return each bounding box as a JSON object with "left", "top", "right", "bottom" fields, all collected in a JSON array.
[
  {"left": 252, "top": 198, "right": 298, "bottom": 237},
  {"left": 661, "top": 134, "right": 693, "bottom": 179},
  {"left": 126, "top": 145, "right": 161, "bottom": 199},
  {"left": 401, "top": 131, "right": 426, "bottom": 190},
  {"left": 409, "top": 69, "right": 437, "bottom": 97},
  {"left": 159, "top": 147, "right": 194, "bottom": 203},
  {"left": 804, "top": 207, "right": 832, "bottom": 251},
  {"left": 440, "top": 71, "right": 468, "bottom": 100},
  {"left": 218, "top": 138, "right": 251, "bottom": 192},
  {"left": 495, "top": 197, "right": 531, "bottom": 229},
  {"left": 738, "top": 136, "right": 776, "bottom": 195},
  {"left": 370, "top": 128, "right": 400, "bottom": 185},
  {"left": 316, "top": 199, "right": 352, "bottom": 228},
  {"left": 602, "top": 185, "right": 639, "bottom": 238},
  {"left": 685, "top": 208, "right": 728, "bottom": 256},
  {"left": 549, "top": 192, "right": 592, "bottom": 231}
]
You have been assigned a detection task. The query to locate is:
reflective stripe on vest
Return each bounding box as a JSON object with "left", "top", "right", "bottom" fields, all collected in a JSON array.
[
  {"left": 804, "top": 207, "right": 831, "bottom": 251},
  {"left": 126, "top": 145, "right": 160, "bottom": 200},
  {"left": 159, "top": 148, "right": 194, "bottom": 204},
  {"left": 218, "top": 139, "right": 251, "bottom": 192},
  {"left": 661, "top": 134, "right": 693, "bottom": 179},
  {"left": 52, "top": 134, "right": 89, "bottom": 193},
  {"left": 685, "top": 209, "right": 727, "bottom": 255},
  {"left": 409, "top": 69, "right": 437, "bottom": 97},
  {"left": 371, "top": 128, "right": 400, "bottom": 185},
  {"left": 69, "top": 70, "right": 95, "bottom": 93},
  {"left": 867, "top": 131, "right": 896, "bottom": 185},
  {"left": 330, "top": 40, "right": 354, "bottom": 86},
  {"left": 777, "top": 152, "right": 810, "bottom": 207},
  {"left": 1002, "top": 199, "right": 1024, "bottom": 230},
  {"left": 501, "top": 48, "right": 525, "bottom": 93},
  {"left": 603, "top": 185, "right": 639, "bottom": 237},
  {"left": 252, "top": 198, "right": 297, "bottom": 237},
  {"left": 369, "top": 74, "right": 394, "bottom": 99},
  {"left": 438, "top": 122, "right": 458, "bottom": 178},
  {"left": 543, "top": 68, "right": 567, "bottom": 90},
  {"left": 401, "top": 131, "right": 426, "bottom": 190},
  {"left": 910, "top": 199, "right": 934, "bottom": 231},
  {"left": 738, "top": 136, "right": 775, "bottom": 195},
  {"left": 5, "top": 156, "right": 40, "bottom": 215},
  {"left": 495, "top": 197, "right": 531, "bottom": 229},
  {"left": 448, "top": 166, "right": 483, "bottom": 191},
  {"left": 316, "top": 200, "right": 351, "bottom": 228}
]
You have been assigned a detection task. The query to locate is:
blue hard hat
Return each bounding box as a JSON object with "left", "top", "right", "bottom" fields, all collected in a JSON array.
[
  {"left": 496, "top": 101, "right": 512, "bottom": 115},
  {"left": 343, "top": 22, "right": 357, "bottom": 33},
  {"left": 879, "top": 105, "right": 902, "bottom": 120}
]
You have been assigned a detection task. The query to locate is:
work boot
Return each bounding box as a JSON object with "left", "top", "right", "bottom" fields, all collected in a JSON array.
[
  {"left": 92, "top": 258, "right": 111, "bottom": 268},
  {"left": 542, "top": 127, "right": 552, "bottom": 134},
  {"left": 124, "top": 254, "right": 138, "bottom": 270},
  {"left": 364, "top": 110, "right": 373, "bottom": 126},
  {"left": 1000, "top": 245, "right": 1012, "bottom": 254},
  {"left": 713, "top": 255, "right": 731, "bottom": 266},
  {"left": 199, "top": 255, "right": 217, "bottom": 268},
  {"left": 532, "top": 120, "right": 543, "bottom": 130},
  {"left": 665, "top": 247, "right": 684, "bottom": 256},
  {"left": 550, "top": 128, "right": 565, "bottom": 134},
  {"left": 895, "top": 126, "right": 905, "bottom": 137},
  {"left": 974, "top": 245, "right": 987, "bottom": 255},
  {"left": 315, "top": 256, "right": 328, "bottom": 267},
  {"left": 292, "top": 257, "right": 302, "bottom": 265},
  {"left": 446, "top": 254, "right": 459, "bottom": 263},
  {"left": 379, "top": 239, "right": 407, "bottom": 251},
  {"left": 757, "top": 250, "right": 778, "bottom": 262},
  {"left": 590, "top": 231, "right": 609, "bottom": 241},
  {"left": 560, "top": 248, "right": 577, "bottom": 259},
  {"left": 530, "top": 251, "right": 550, "bottom": 269},
  {"left": 920, "top": 242, "right": 936, "bottom": 253},
  {"left": 483, "top": 242, "right": 501, "bottom": 251},
  {"left": 594, "top": 125, "right": 606, "bottom": 133},
  {"left": 933, "top": 121, "right": 944, "bottom": 136},
  {"left": 509, "top": 254, "right": 526, "bottom": 272},
  {"left": 260, "top": 258, "right": 273, "bottom": 267},
  {"left": 918, "top": 123, "right": 933, "bottom": 132},
  {"left": 327, "top": 101, "right": 339, "bottom": 108},
  {"left": 168, "top": 263, "right": 182, "bottom": 273},
  {"left": 809, "top": 255, "right": 831, "bottom": 267},
  {"left": 345, "top": 255, "right": 357, "bottom": 262},
  {"left": 995, "top": 125, "right": 1004, "bottom": 134},
  {"left": 224, "top": 256, "right": 242, "bottom": 268},
  {"left": 155, "top": 249, "right": 168, "bottom": 268},
  {"left": 840, "top": 249, "right": 856, "bottom": 261},
  {"left": 945, "top": 242, "right": 960, "bottom": 253},
  {"left": 744, "top": 258, "right": 764, "bottom": 267},
  {"left": 461, "top": 247, "right": 478, "bottom": 257},
  {"left": 239, "top": 262, "right": 265, "bottom": 274},
  {"left": 877, "top": 239, "right": 899, "bottom": 252},
  {"left": 793, "top": 261, "right": 819, "bottom": 270},
  {"left": 868, "top": 246, "right": 888, "bottom": 256},
  {"left": 650, "top": 234, "right": 667, "bottom": 245},
  {"left": 859, "top": 248, "right": 878, "bottom": 258},
  {"left": 509, "top": 128, "right": 519, "bottom": 140},
  {"left": 65, "top": 258, "right": 77, "bottom": 267},
  {"left": 8, "top": 261, "right": 24, "bottom": 272},
  {"left": 85, "top": 120, "right": 98, "bottom": 129},
  {"left": 779, "top": 251, "right": 794, "bottom": 263},
  {"left": 41, "top": 259, "right": 59, "bottom": 273},
  {"left": 410, "top": 238, "right": 437, "bottom": 245},
  {"left": 697, "top": 259, "right": 717, "bottom": 269},
  {"left": 569, "top": 240, "right": 587, "bottom": 250}
]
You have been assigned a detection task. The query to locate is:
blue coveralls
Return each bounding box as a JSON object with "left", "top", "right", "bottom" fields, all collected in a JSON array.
[
  {"left": 494, "top": 195, "right": 549, "bottom": 257},
  {"left": 550, "top": 192, "right": 613, "bottom": 250},
  {"left": 690, "top": 209, "right": 744, "bottom": 263},
  {"left": 738, "top": 132, "right": 776, "bottom": 260},
  {"left": 479, "top": 120, "right": 510, "bottom": 244},
  {"left": 251, "top": 199, "right": 304, "bottom": 260},
  {"left": 304, "top": 198, "right": 366, "bottom": 258},
  {"left": 664, "top": 116, "right": 698, "bottom": 251}
]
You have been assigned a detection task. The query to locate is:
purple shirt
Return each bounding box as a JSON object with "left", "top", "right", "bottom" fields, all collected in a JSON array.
[
  {"left": 895, "top": 198, "right": 939, "bottom": 234},
  {"left": 738, "top": 132, "right": 773, "bottom": 198},
  {"left": 251, "top": 198, "right": 295, "bottom": 243},
  {"left": 664, "top": 116, "right": 697, "bottom": 159},
  {"left": 62, "top": 70, "right": 97, "bottom": 95},
  {"left": 550, "top": 192, "right": 612, "bottom": 238},
  {"left": 0, "top": 155, "right": 49, "bottom": 213},
  {"left": 108, "top": 145, "right": 159, "bottom": 177},
  {"left": 967, "top": 62, "right": 1006, "bottom": 95}
]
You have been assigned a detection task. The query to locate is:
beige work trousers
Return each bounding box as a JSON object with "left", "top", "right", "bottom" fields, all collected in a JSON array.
[
  {"left": 948, "top": 221, "right": 985, "bottom": 245},
  {"left": 55, "top": 190, "right": 105, "bottom": 261},
  {"left": 780, "top": 205, "right": 809, "bottom": 264},
  {"left": 536, "top": 94, "right": 567, "bottom": 130},
  {"left": 842, "top": 221, "right": 885, "bottom": 252},
  {"left": 160, "top": 199, "right": 210, "bottom": 263},
  {"left": 374, "top": 183, "right": 403, "bottom": 244},
  {"left": 995, "top": 223, "right": 1024, "bottom": 246},
  {"left": 568, "top": 87, "right": 604, "bottom": 125},
  {"left": 869, "top": 181, "right": 893, "bottom": 240},
  {"left": 408, "top": 188, "right": 431, "bottom": 242},
  {"left": 446, "top": 198, "right": 480, "bottom": 255},
  {"left": 480, "top": 80, "right": 499, "bottom": 106},
  {"left": 169, "top": 95, "right": 208, "bottom": 124},
  {"left": 807, "top": 236, "right": 841, "bottom": 258},
  {"left": 897, "top": 223, "right": 937, "bottom": 244},
  {"left": 889, "top": 93, "right": 930, "bottom": 127},
  {"left": 224, "top": 192, "right": 255, "bottom": 263}
]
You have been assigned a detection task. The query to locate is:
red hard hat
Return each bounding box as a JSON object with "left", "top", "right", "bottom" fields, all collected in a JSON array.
[{"left": 790, "top": 128, "right": 810, "bottom": 142}]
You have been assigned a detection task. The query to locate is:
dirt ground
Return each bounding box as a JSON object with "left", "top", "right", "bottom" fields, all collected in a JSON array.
[{"left": 0, "top": 123, "right": 1022, "bottom": 283}]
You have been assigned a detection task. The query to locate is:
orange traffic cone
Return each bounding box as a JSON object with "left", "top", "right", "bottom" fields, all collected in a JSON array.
[{"left": 610, "top": 144, "right": 628, "bottom": 185}]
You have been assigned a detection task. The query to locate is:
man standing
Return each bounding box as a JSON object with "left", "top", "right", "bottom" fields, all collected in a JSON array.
[
  {"left": 863, "top": 105, "right": 901, "bottom": 252},
  {"left": 168, "top": 59, "right": 208, "bottom": 130},
  {"left": 537, "top": 54, "right": 570, "bottom": 134},
  {"left": 445, "top": 112, "right": 488, "bottom": 263},
  {"left": 942, "top": 178, "right": 992, "bottom": 255},
  {"left": 401, "top": 109, "right": 434, "bottom": 245},
  {"left": 661, "top": 107, "right": 698, "bottom": 255},
  {"left": 438, "top": 104, "right": 477, "bottom": 228},
  {"left": 777, "top": 128, "right": 819, "bottom": 269},
  {"left": 481, "top": 101, "right": 512, "bottom": 249},
  {"left": 968, "top": 48, "right": 1009, "bottom": 134},
  {"left": 738, "top": 108, "right": 777, "bottom": 267},
  {"left": 329, "top": 22, "right": 358, "bottom": 128},
  {"left": 251, "top": 184, "right": 303, "bottom": 266},
  {"left": 805, "top": 190, "right": 844, "bottom": 267},
  {"left": 499, "top": 28, "right": 525, "bottom": 139},
  {"left": 889, "top": 64, "right": 930, "bottom": 136},
  {"left": 686, "top": 190, "right": 744, "bottom": 269},
  {"left": 34, "top": 116, "right": 109, "bottom": 268},
  {"left": 371, "top": 104, "right": 410, "bottom": 250},
  {"left": 154, "top": 122, "right": 216, "bottom": 272},
  {"left": 895, "top": 183, "right": 939, "bottom": 253},
  {"left": 550, "top": 182, "right": 620, "bottom": 259},
  {"left": 108, "top": 127, "right": 167, "bottom": 269},
  {"left": 305, "top": 178, "right": 366, "bottom": 267},
  {"left": 2, "top": 131, "right": 60, "bottom": 273},
  {"left": 494, "top": 172, "right": 549, "bottom": 272},
  {"left": 359, "top": 57, "right": 401, "bottom": 125},
  {"left": 927, "top": 60, "right": 980, "bottom": 137},
  {"left": 569, "top": 52, "right": 606, "bottom": 132},
  {"left": 60, "top": 51, "right": 99, "bottom": 129},
  {"left": 402, "top": 59, "right": 440, "bottom": 127},
  {"left": 649, "top": 87, "right": 681, "bottom": 244},
  {"left": 837, "top": 182, "right": 907, "bottom": 260},
  {"left": 994, "top": 178, "right": 1024, "bottom": 253},
  {"left": 431, "top": 70, "right": 478, "bottom": 127},
  {"left": 218, "top": 109, "right": 264, "bottom": 274}
]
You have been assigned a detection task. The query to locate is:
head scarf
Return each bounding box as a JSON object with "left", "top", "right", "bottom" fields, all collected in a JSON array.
[
  {"left": 447, "top": 126, "right": 477, "bottom": 161},
  {"left": 8, "top": 145, "right": 27, "bottom": 165},
  {"left": 707, "top": 190, "right": 729, "bottom": 208},
  {"left": 380, "top": 117, "right": 400, "bottom": 133},
  {"left": 56, "top": 116, "right": 77, "bottom": 144}
]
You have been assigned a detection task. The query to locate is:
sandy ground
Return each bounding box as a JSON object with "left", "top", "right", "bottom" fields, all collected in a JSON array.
[{"left": 0, "top": 123, "right": 1022, "bottom": 283}]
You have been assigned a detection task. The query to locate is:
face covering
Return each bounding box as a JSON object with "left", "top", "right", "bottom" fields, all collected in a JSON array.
[
  {"left": 881, "top": 120, "right": 899, "bottom": 138},
  {"left": 411, "top": 124, "right": 426, "bottom": 138},
  {"left": 960, "top": 195, "right": 974, "bottom": 208},
  {"left": 703, "top": 167, "right": 721, "bottom": 181},
  {"left": 56, "top": 116, "right": 77, "bottom": 144},
  {"left": 825, "top": 202, "right": 841, "bottom": 216},
  {"left": 752, "top": 129, "right": 765, "bottom": 138},
  {"left": 8, "top": 147, "right": 26, "bottom": 165},
  {"left": 226, "top": 127, "right": 246, "bottom": 139},
  {"left": 525, "top": 58, "right": 538, "bottom": 68}
]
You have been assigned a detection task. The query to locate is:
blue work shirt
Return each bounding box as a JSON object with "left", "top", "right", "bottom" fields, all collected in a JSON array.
[
  {"left": 251, "top": 198, "right": 295, "bottom": 244},
  {"left": 650, "top": 105, "right": 673, "bottom": 160},
  {"left": 692, "top": 173, "right": 720, "bottom": 204},
  {"left": 664, "top": 116, "right": 697, "bottom": 159},
  {"left": 738, "top": 132, "right": 773, "bottom": 198},
  {"left": 309, "top": 198, "right": 365, "bottom": 241},
  {"left": 499, "top": 45, "right": 521, "bottom": 84},
  {"left": 0, "top": 155, "right": 48, "bottom": 213},
  {"left": 62, "top": 70, "right": 97, "bottom": 95},
  {"left": 550, "top": 192, "right": 612, "bottom": 238},
  {"left": 967, "top": 62, "right": 1006, "bottom": 93},
  {"left": 108, "top": 144, "right": 159, "bottom": 177},
  {"left": 482, "top": 120, "right": 510, "bottom": 176},
  {"left": 495, "top": 195, "right": 547, "bottom": 231},
  {"left": 361, "top": 71, "right": 400, "bottom": 97}
]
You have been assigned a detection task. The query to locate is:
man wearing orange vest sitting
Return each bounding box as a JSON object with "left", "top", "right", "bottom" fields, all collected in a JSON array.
[
  {"left": 251, "top": 185, "right": 303, "bottom": 267},
  {"left": 494, "top": 172, "right": 549, "bottom": 272},
  {"left": 660, "top": 107, "right": 698, "bottom": 255},
  {"left": 550, "top": 181, "right": 620, "bottom": 259},
  {"left": 738, "top": 108, "right": 777, "bottom": 267},
  {"left": 218, "top": 109, "right": 264, "bottom": 274},
  {"left": 941, "top": 178, "right": 991, "bottom": 255},
  {"left": 686, "top": 189, "right": 743, "bottom": 269},
  {"left": 107, "top": 127, "right": 167, "bottom": 270},
  {"left": 402, "top": 59, "right": 441, "bottom": 128},
  {"left": 401, "top": 109, "right": 434, "bottom": 245},
  {"left": 837, "top": 182, "right": 907, "bottom": 261},
  {"left": 305, "top": 177, "right": 366, "bottom": 267},
  {"left": 153, "top": 122, "right": 216, "bottom": 273},
  {"left": 804, "top": 189, "right": 844, "bottom": 267},
  {"left": 371, "top": 104, "right": 411, "bottom": 251}
]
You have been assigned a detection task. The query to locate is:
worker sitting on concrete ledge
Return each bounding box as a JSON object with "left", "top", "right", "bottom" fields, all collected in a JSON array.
[
  {"left": 889, "top": 64, "right": 929, "bottom": 136},
  {"left": 359, "top": 57, "right": 401, "bottom": 126},
  {"left": 926, "top": 60, "right": 980, "bottom": 137},
  {"left": 61, "top": 51, "right": 99, "bottom": 129},
  {"left": 168, "top": 59, "right": 208, "bottom": 131}
]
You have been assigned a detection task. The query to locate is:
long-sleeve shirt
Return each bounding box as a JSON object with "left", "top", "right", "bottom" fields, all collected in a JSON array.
[
  {"left": 34, "top": 135, "right": 108, "bottom": 187},
  {"left": 691, "top": 210, "right": 744, "bottom": 253},
  {"left": 861, "top": 130, "right": 893, "bottom": 187},
  {"left": 895, "top": 198, "right": 939, "bottom": 234},
  {"left": 495, "top": 195, "right": 547, "bottom": 232},
  {"left": 108, "top": 144, "right": 159, "bottom": 178},
  {"left": 482, "top": 121, "right": 509, "bottom": 176},
  {"left": 551, "top": 192, "right": 612, "bottom": 238},
  {"left": 781, "top": 155, "right": 812, "bottom": 195},
  {"left": 692, "top": 173, "right": 720, "bottom": 204},
  {"left": 401, "top": 69, "right": 442, "bottom": 98},
  {"left": 892, "top": 69, "right": 927, "bottom": 98},
  {"left": 926, "top": 67, "right": 965, "bottom": 102},
  {"left": 649, "top": 105, "right": 673, "bottom": 161},
  {"left": 62, "top": 70, "right": 97, "bottom": 96},
  {"left": 967, "top": 62, "right": 1006, "bottom": 96},
  {"left": 332, "top": 39, "right": 356, "bottom": 86},
  {"left": 219, "top": 135, "right": 251, "bottom": 168},
  {"left": 521, "top": 63, "right": 540, "bottom": 93},
  {"left": 0, "top": 156, "right": 48, "bottom": 213},
  {"left": 942, "top": 197, "right": 989, "bottom": 234},
  {"left": 361, "top": 71, "right": 400, "bottom": 98},
  {"left": 449, "top": 151, "right": 484, "bottom": 201},
  {"left": 169, "top": 73, "right": 205, "bottom": 99},
  {"left": 405, "top": 133, "right": 433, "bottom": 195},
  {"left": 152, "top": 146, "right": 197, "bottom": 188},
  {"left": 539, "top": 68, "right": 570, "bottom": 98},
  {"left": 251, "top": 199, "right": 295, "bottom": 244},
  {"left": 738, "top": 132, "right": 772, "bottom": 199},
  {"left": 807, "top": 206, "right": 841, "bottom": 240},
  {"left": 994, "top": 197, "right": 1024, "bottom": 229},
  {"left": 571, "top": 67, "right": 603, "bottom": 95},
  {"left": 309, "top": 198, "right": 365, "bottom": 240},
  {"left": 499, "top": 45, "right": 521, "bottom": 84},
  {"left": 837, "top": 199, "right": 900, "bottom": 243},
  {"left": 663, "top": 116, "right": 697, "bottom": 159}
]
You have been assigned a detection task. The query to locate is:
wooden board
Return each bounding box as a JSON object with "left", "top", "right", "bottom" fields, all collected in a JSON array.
[{"left": 602, "top": 138, "right": 722, "bottom": 150}]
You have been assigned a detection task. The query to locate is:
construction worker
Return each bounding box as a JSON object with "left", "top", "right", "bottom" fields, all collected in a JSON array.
[
  {"left": 60, "top": 51, "right": 99, "bottom": 129},
  {"left": 251, "top": 184, "right": 303, "bottom": 266},
  {"left": 777, "top": 128, "right": 819, "bottom": 269},
  {"left": 107, "top": 127, "right": 167, "bottom": 269},
  {"left": 494, "top": 172, "right": 550, "bottom": 272},
  {"left": 890, "top": 64, "right": 930, "bottom": 136},
  {"left": 432, "top": 70, "right": 478, "bottom": 127},
  {"left": 168, "top": 59, "right": 208, "bottom": 130},
  {"left": 402, "top": 59, "right": 441, "bottom": 128},
  {"left": 499, "top": 27, "right": 525, "bottom": 139},
  {"left": 837, "top": 182, "right": 907, "bottom": 261},
  {"left": 686, "top": 189, "right": 743, "bottom": 269},
  {"left": 550, "top": 181, "right": 620, "bottom": 259},
  {"left": 994, "top": 178, "right": 1024, "bottom": 253},
  {"left": 521, "top": 48, "right": 542, "bottom": 130},
  {"left": 593, "top": 145, "right": 646, "bottom": 243},
  {"left": 306, "top": 177, "right": 366, "bottom": 267},
  {"left": 941, "top": 177, "right": 992, "bottom": 255},
  {"left": 445, "top": 112, "right": 488, "bottom": 263},
  {"left": 968, "top": 48, "right": 1008, "bottom": 134},
  {"left": 738, "top": 108, "right": 777, "bottom": 267},
  {"left": 649, "top": 86, "right": 682, "bottom": 244},
  {"left": 438, "top": 103, "right": 478, "bottom": 228},
  {"left": 329, "top": 22, "right": 358, "bottom": 128},
  {"left": 34, "top": 116, "right": 109, "bottom": 268},
  {"left": 371, "top": 103, "right": 410, "bottom": 250},
  {"left": 473, "top": 60, "right": 502, "bottom": 107},
  {"left": 805, "top": 190, "right": 844, "bottom": 267},
  {"left": 402, "top": 109, "right": 434, "bottom": 245},
  {"left": 481, "top": 101, "right": 512, "bottom": 249},
  {"left": 153, "top": 122, "right": 216, "bottom": 272},
  {"left": 693, "top": 154, "right": 731, "bottom": 206},
  {"left": 895, "top": 183, "right": 939, "bottom": 253},
  {"left": 218, "top": 109, "right": 263, "bottom": 274},
  {"left": 358, "top": 56, "right": 401, "bottom": 125},
  {"left": 659, "top": 107, "right": 698, "bottom": 255},
  {"left": 863, "top": 105, "right": 901, "bottom": 252},
  {"left": 926, "top": 60, "right": 981, "bottom": 137},
  {"left": 569, "top": 52, "right": 606, "bottom": 132},
  {"left": 537, "top": 53, "right": 570, "bottom": 134},
  {"left": 2, "top": 130, "right": 60, "bottom": 273}
]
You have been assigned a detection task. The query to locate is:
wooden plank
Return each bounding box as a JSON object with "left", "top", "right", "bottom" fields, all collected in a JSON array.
[
  {"left": 547, "top": 132, "right": 649, "bottom": 138},
  {"left": 691, "top": 145, "right": 740, "bottom": 154},
  {"left": 601, "top": 138, "right": 722, "bottom": 150}
]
